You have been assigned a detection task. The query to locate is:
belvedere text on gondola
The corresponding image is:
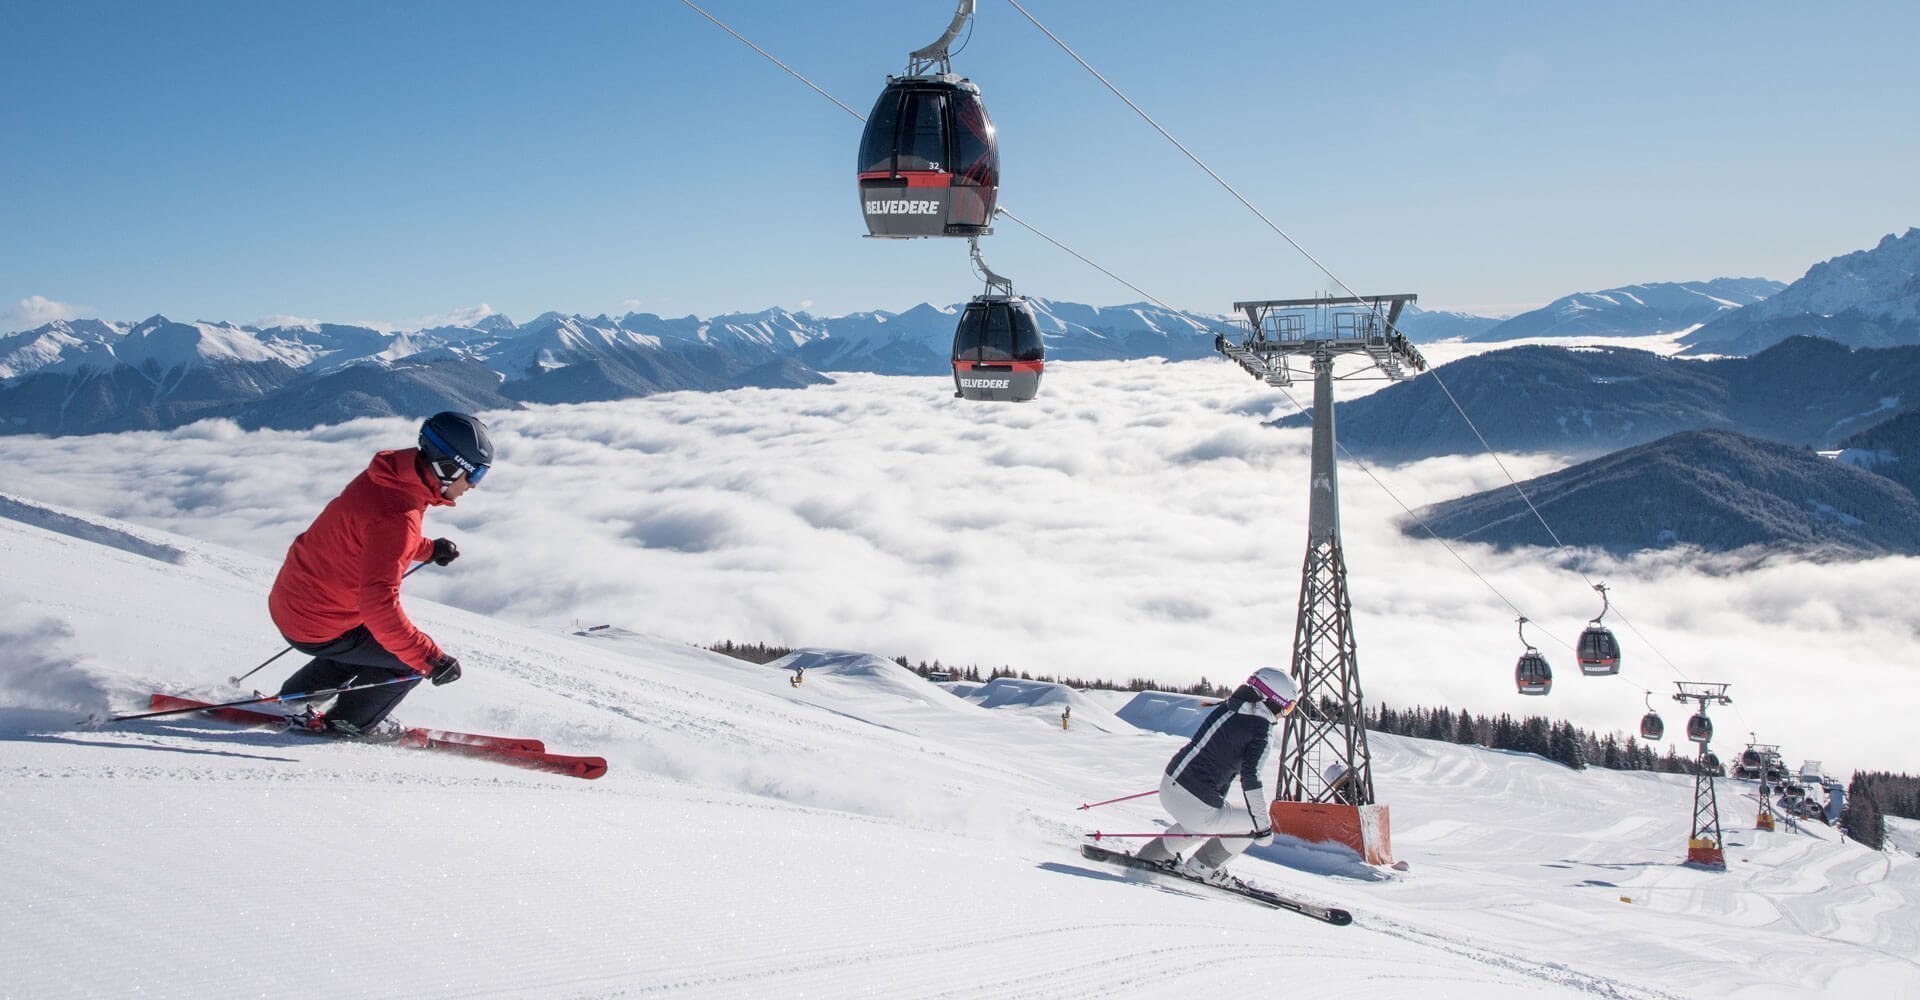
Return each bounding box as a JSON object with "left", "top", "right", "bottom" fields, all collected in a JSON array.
[{"left": 865, "top": 199, "right": 941, "bottom": 215}]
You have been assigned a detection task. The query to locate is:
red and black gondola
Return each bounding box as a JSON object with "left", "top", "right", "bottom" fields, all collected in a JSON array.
[
  {"left": 1576, "top": 624, "right": 1621, "bottom": 676},
  {"left": 1516, "top": 650, "right": 1552, "bottom": 695},
  {"left": 1513, "top": 617, "right": 1552, "bottom": 695},
  {"left": 1577, "top": 583, "right": 1621, "bottom": 676},
  {"left": 952, "top": 294, "right": 1043, "bottom": 402},
  {"left": 858, "top": 76, "right": 998, "bottom": 239}
]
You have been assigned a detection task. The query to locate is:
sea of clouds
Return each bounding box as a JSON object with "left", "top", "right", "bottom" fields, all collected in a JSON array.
[{"left": 3, "top": 351, "right": 1915, "bottom": 776}]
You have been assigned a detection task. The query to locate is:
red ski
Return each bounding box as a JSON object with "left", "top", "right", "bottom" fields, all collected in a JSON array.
[
  {"left": 411, "top": 727, "right": 545, "bottom": 754},
  {"left": 144, "top": 694, "right": 576, "bottom": 763},
  {"left": 399, "top": 731, "right": 608, "bottom": 779}
]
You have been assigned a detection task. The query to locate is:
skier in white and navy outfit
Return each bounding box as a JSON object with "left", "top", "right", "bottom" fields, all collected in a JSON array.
[{"left": 1135, "top": 668, "right": 1301, "bottom": 883}]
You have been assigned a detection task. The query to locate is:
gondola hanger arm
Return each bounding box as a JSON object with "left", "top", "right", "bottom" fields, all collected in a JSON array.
[
  {"left": 969, "top": 236, "right": 1013, "bottom": 297},
  {"left": 908, "top": 0, "right": 975, "bottom": 76}
]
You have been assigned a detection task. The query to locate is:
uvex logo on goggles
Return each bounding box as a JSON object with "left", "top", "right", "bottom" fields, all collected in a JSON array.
[
  {"left": 1249, "top": 676, "right": 1297, "bottom": 716},
  {"left": 422, "top": 426, "right": 489, "bottom": 485}
]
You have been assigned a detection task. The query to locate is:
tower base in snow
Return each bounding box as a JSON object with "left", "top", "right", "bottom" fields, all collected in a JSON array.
[
  {"left": 1685, "top": 838, "right": 1726, "bottom": 868},
  {"left": 1271, "top": 801, "right": 1392, "bottom": 866}
]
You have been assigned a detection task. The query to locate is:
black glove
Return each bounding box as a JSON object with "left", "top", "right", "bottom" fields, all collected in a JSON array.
[
  {"left": 427, "top": 654, "right": 462, "bottom": 686},
  {"left": 431, "top": 538, "right": 460, "bottom": 566}
]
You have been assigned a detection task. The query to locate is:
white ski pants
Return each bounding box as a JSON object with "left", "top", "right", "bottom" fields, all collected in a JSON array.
[{"left": 1140, "top": 773, "right": 1256, "bottom": 869}]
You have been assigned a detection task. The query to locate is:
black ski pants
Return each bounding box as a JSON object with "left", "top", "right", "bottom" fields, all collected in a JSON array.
[{"left": 277, "top": 626, "right": 420, "bottom": 728}]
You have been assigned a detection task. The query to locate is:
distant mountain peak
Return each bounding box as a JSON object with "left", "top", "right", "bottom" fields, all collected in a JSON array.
[
  {"left": 1465, "top": 278, "right": 1785, "bottom": 342},
  {"left": 1681, "top": 228, "right": 1920, "bottom": 356}
]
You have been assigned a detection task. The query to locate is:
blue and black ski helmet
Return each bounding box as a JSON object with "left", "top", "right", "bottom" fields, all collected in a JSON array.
[{"left": 418, "top": 411, "right": 493, "bottom": 487}]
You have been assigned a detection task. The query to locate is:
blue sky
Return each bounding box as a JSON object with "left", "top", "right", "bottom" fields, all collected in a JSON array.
[{"left": 4, "top": 0, "right": 1916, "bottom": 330}]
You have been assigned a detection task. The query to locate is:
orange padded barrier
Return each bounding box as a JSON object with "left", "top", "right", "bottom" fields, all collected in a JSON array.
[{"left": 1270, "top": 801, "right": 1393, "bottom": 866}]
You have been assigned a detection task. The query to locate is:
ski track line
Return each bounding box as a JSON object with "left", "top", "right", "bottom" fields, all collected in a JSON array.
[
  {"left": 1764, "top": 847, "right": 1920, "bottom": 974},
  {"left": 1355, "top": 912, "right": 1681, "bottom": 1000},
  {"left": 484, "top": 919, "right": 1531, "bottom": 1000},
  {"left": 443, "top": 921, "right": 1221, "bottom": 999},
  {"left": 1065, "top": 867, "right": 1623, "bottom": 996}
]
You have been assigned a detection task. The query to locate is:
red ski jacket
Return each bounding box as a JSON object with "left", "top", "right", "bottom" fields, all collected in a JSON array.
[{"left": 268, "top": 448, "right": 451, "bottom": 673}]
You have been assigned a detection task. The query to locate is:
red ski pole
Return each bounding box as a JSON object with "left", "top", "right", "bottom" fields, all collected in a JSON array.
[{"left": 1078, "top": 790, "right": 1159, "bottom": 810}]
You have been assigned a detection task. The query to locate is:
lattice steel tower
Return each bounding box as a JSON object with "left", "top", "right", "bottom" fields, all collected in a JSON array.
[
  {"left": 1216, "top": 294, "right": 1425, "bottom": 809},
  {"left": 1674, "top": 681, "right": 1733, "bottom": 868}
]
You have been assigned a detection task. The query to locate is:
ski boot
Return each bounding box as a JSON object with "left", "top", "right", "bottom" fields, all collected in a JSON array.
[
  {"left": 1179, "top": 856, "right": 1242, "bottom": 889},
  {"left": 283, "top": 706, "right": 327, "bottom": 734},
  {"left": 320, "top": 717, "right": 409, "bottom": 743}
]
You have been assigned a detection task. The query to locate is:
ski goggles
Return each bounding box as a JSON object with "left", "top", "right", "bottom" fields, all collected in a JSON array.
[
  {"left": 1248, "top": 676, "right": 1298, "bottom": 717},
  {"left": 421, "top": 427, "right": 490, "bottom": 485}
]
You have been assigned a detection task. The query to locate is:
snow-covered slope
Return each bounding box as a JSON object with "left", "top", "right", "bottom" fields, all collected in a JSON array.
[{"left": 2, "top": 497, "right": 1916, "bottom": 998}]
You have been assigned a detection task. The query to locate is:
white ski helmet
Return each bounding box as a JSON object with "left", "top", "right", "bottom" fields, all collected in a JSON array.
[{"left": 1247, "top": 667, "right": 1300, "bottom": 716}]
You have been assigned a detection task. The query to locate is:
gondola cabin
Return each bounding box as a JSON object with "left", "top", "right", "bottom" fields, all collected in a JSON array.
[
  {"left": 859, "top": 76, "right": 998, "bottom": 238},
  {"left": 952, "top": 295, "right": 1044, "bottom": 401},
  {"left": 1700, "top": 751, "right": 1723, "bottom": 776},
  {"left": 1686, "top": 711, "right": 1713, "bottom": 744},
  {"left": 1576, "top": 624, "right": 1621, "bottom": 676},
  {"left": 1515, "top": 649, "right": 1552, "bottom": 696},
  {"left": 1639, "top": 711, "right": 1665, "bottom": 741}
]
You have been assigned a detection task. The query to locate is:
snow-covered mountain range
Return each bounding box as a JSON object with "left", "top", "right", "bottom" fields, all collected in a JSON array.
[
  {"left": 1682, "top": 228, "right": 1920, "bottom": 355},
  {"left": 1287, "top": 335, "right": 1920, "bottom": 463},
  {"left": 1463, "top": 278, "right": 1784, "bottom": 342},
  {"left": 0, "top": 300, "right": 1226, "bottom": 435},
  {"left": 1391, "top": 303, "right": 1502, "bottom": 341},
  {"left": 10, "top": 225, "right": 1917, "bottom": 436}
]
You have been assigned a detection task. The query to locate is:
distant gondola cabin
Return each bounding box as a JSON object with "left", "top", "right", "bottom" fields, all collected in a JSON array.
[
  {"left": 951, "top": 295, "right": 1044, "bottom": 401},
  {"left": 1515, "top": 650, "right": 1552, "bottom": 696},
  {"left": 1576, "top": 625, "right": 1620, "bottom": 676},
  {"left": 1686, "top": 711, "right": 1713, "bottom": 744}
]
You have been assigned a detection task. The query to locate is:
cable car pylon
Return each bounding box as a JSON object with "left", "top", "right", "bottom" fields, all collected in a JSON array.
[
  {"left": 1746, "top": 732, "right": 1779, "bottom": 832},
  {"left": 1673, "top": 682, "right": 1733, "bottom": 868},
  {"left": 1215, "top": 293, "right": 1426, "bottom": 868}
]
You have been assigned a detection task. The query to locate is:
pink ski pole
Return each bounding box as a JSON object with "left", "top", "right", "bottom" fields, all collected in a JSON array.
[
  {"left": 1087, "top": 830, "right": 1265, "bottom": 840},
  {"left": 1078, "top": 789, "right": 1159, "bottom": 811}
]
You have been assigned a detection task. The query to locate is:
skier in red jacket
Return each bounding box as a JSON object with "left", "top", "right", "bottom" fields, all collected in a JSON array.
[{"left": 267, "top": 412, "right": 493, "bottom": 737}]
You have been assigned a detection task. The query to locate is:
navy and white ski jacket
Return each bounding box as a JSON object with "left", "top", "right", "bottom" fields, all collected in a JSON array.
[{"left": 1164, "top": 687, "right": 1274, "bottom": 807}]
